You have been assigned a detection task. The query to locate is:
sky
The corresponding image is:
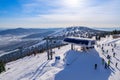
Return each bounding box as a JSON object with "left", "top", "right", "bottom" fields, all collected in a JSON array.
[{"left": 0, "top": 0, "right": 120, "bottom": 29}]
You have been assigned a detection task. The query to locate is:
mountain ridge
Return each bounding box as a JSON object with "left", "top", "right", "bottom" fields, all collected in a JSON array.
[{"left": 0, "top": 28, "right": 61, "bottom": 35}]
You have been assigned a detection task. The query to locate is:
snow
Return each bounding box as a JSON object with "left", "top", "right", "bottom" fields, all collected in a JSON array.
[
  {"left": 0, "top": 45, "right": 70, "bottom": 80},
  {"left": 0, "top": 37, "right": 120, "bottom": 80},
  {"left": 56, "top": 49, "right": 111, "bottom": 80},
  {"left": 97, "top": 38, "right": 120, "bottom": 80}
]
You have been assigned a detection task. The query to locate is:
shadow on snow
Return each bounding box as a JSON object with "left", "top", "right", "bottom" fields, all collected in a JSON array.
[{"left": 55, "top": 49, "right": 112, "bottom": 80}]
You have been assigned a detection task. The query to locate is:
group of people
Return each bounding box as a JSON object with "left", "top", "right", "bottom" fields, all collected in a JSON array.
[
  {"left": 95, "top": 43, "right": 118, "bottom": 70},
  {"left": 94, "top": 58, "right": 111, "bottom": 70},
  {"left": 102, "top": 58, "right": 110, "bottom": 69}
]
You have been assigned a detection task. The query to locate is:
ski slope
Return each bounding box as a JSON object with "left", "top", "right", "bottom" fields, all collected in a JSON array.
[{"left": 0, "top": 37, "right": 120, "bottom": 80}]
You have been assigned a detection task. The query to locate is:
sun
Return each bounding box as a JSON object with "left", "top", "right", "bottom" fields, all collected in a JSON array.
[{"left": 63, "top": 0, "right": 81, "bottom": 8}]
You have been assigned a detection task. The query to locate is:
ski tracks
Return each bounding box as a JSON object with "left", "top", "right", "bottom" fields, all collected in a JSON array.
[{"left": 30, "top": 60, "right": 50, "bottom": 80}]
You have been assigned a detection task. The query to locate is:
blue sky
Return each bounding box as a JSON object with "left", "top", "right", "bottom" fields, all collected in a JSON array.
[{"left": 0, "top": 0, "right": 120, "bottom": 28}]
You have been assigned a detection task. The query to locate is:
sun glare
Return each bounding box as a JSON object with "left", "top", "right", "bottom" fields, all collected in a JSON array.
[{"left": 63, "top": 0, "right": 81, "bottom": 8}]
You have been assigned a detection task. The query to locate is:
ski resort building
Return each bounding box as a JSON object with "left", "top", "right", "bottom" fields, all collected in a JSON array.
[{"left": 63, "top": 37, "right": 96, "bottom": 50}]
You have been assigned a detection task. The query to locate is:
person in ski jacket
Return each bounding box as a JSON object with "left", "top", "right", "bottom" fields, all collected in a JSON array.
[
  {"left": 113, "top": 52, "right": 116, "bottom": 57},
  {"left": 107, "top": 55, "right": 111, "bottom": 60},
  {"left": 94, "top": 64, "right": 97, "bottom": 70},
  {"left": 105, "top": 63, "right": 107, "bottom": 69},
  {"left": 108, "top": 60, "right": 110, "bottom": 68},
  {"left": 115, "top": 62, "right": 118, "bottom": 68},
  {"left": 102, "top": 58, "right": 104, "bottom": 65}
]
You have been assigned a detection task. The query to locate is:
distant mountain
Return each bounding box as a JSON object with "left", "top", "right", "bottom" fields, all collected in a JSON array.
[
  {"left": 0, "top": 27, "right": 105, "bottom": 38},
  {"left": 0, "top": 28, "right": 61, "bottom": 35},
  {"left": 53, "top": 26, "right": 104, "bottom": 38},
  {"left": 22, "top": 31, "right": 55, "bottom": 39},
  {"left": 0, "top": 29, "right": 4, "bottom": 32},
  {"left": 93, "top": 27, "right": 120, "bottom": 31}
]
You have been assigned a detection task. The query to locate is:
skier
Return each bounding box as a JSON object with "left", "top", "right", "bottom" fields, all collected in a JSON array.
[
  {"left": 106, "top": 50, "right": 108, "bottom": 53},
  {"left": 94, "top": 64, "right": 97, "bottom": 70},
  {"left": 102, "top": 58, "right": 104, "bottom": 65},
  {"left": 102, "top": 50, "right": 104, "bottom": 53},
  {"left": 114, "top": 44, "right": 116, "bottom": 47},
  {"left": 111, "top": 44, "right": 113, "bottom": 47},
  {"left": 107, "top": 55, "right": 109, "bottom": 59},
  {"left": 115, "top": 62, "right": 118, "bottom": 68},
  {"left": 101, "top": 47, "right": 104, "bottom": 50},
  {"left": 112, "top": 48, "right": 114, "bottom": 52},
  {"left": 105, "top": 63, "right": 107, "bottom": 69},
  {"left": 108, "top": 60, "right": 110, "bottom": 68},
  {"left": 113, "top": 52, "right": 116, "bottom": 57},
  {"left": 107, "top": 55, "right": 111, "bottom": 60},
  {"left": 102, "top": 44, "right": 104, "bottom": 46}
]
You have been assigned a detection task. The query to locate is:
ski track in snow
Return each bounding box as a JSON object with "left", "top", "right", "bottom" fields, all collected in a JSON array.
[
  {"left": 30, "top": 61, "right": 50, "bottom": 80},
  {"left": 15, "top": 45, "right": 70, "bottom": 80}
]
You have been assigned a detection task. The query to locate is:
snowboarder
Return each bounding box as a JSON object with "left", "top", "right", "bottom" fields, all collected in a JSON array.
[
  {"left": 94, "top": 64, "right": 97, "bottom": 70},
  {"left": 115, "top": 62, "right": 118, "bottom": 68}
]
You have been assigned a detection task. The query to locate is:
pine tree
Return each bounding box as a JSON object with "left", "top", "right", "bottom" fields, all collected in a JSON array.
[{"left": 0, "top": 61, "right": 5, "bottom": 73}]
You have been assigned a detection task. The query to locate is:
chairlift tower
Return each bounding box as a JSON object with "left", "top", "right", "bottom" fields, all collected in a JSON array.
[
  {"left": 45, "top": 36, "right": 63, "bottom": 60},
  {"left": 45, "top": 36, "right": 54, "bottom": 60}
]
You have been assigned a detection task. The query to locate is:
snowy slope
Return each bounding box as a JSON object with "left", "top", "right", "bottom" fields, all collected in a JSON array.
[
  {"left": 0, "top": 37, "right": 120, "bottom": 80},
  {"left": 0, "top": 45, "right": 70, "bottom": 80},
  {"left": 97, "top": 37, "right": 120, "bottom": 80}
]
